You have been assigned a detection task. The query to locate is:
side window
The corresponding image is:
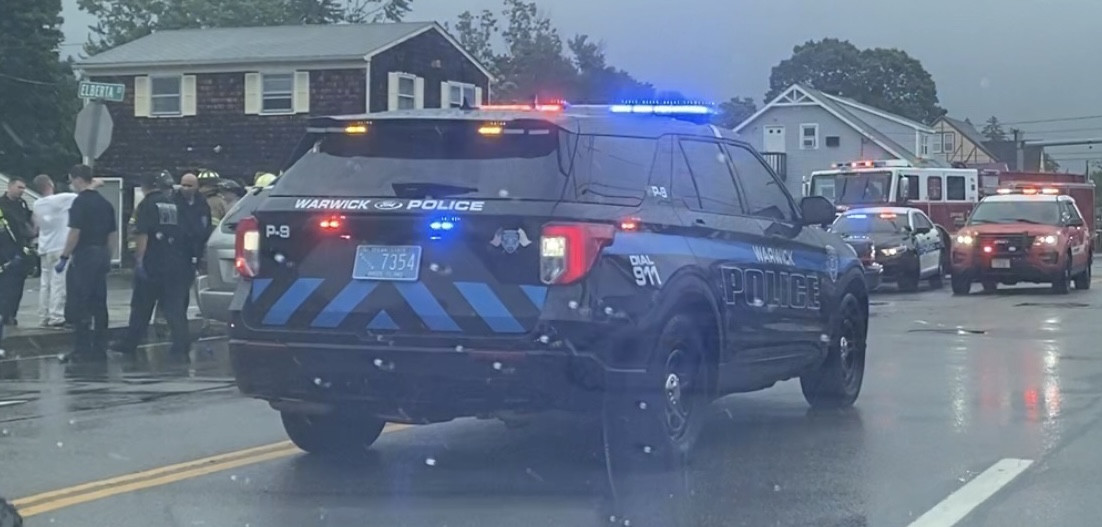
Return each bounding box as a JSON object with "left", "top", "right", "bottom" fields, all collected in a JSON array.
[
  {"left": 573, "top": 135, "right": 657, "bottom": 205},
  {"left": 1066, "top": 201, "right": 1084, "bottom": 222},
  {"left": 946, "top": 175, "right": 966, "bottom": 200},
  {"left": 912, "top": 212, "right": 933, "bottom": 230},
  {"left": 647, "top": 136, "right": 673, "bottom": 200},
  {"left": 678, "top": 139, "right": 742, "bottom": 216},
  {"left": 724, "top": 143, "right": 795, "bottom": 222},
  {"left": 668, "top": 138, "right": 701, "bottom": 209},
  {"left": 927, "top": 176, "right": 943, "bottom": 201}
]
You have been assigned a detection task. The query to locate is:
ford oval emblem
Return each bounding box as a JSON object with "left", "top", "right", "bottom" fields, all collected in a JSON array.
[{"left": 374, "top": 200, "right": 404, "bottom": 211}]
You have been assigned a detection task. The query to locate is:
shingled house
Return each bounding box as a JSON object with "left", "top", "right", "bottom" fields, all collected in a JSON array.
[{"left": 74, "top": 22, "right": 494, "bottom": 184}]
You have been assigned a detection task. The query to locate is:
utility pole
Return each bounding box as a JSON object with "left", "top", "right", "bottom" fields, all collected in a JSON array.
[{"left": 1012, "top": 129, "right": 1024, "bottom": 171}]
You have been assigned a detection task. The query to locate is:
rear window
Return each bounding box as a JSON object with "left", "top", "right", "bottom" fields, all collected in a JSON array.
[
  {"left": 272, "top": 120, "right": 655, "bottom": 205},
  {"left": 273, "top": 120, "right": 571, "bottom": 200}
]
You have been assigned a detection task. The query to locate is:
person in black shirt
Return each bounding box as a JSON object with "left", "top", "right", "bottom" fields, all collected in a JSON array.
[
  {"left": 57, "top": 165, "right": 116, "bottom": 361},
  {"left": 0, "top": 177, "right": 34, "bottom": 326},
  {"left": 114, "top": 170, "right": 192, "bottom": 359}
]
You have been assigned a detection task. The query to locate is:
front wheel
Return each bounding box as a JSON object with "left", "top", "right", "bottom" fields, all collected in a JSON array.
[
  {"left": 801, "top": 293, "right": 866, "bottom": 409},
  {"left": 898, "top": 263, "right": 921, "bottom": 293},
  {"left": 951, "top": 273, "right": 971, "bottom": 295},
  {"left": 1052, "top": 256, "right": 1071, "bottom": 294},
  {"left": 281, "top": 412, "right": 386, "bottom": 456},
  {"left": 1074, "top": 257, "right": 1092, "bottom": 290},
  {"left": 929, "top": 261, "right": 944, "bottom": 289}
]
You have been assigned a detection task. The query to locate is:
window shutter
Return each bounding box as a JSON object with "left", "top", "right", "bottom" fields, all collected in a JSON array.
[
  {"left": 413, "top": 77, "right": 425, "bottom": 109},
  {"left": 133, "top": 76, "right": 151, "bottom": 117},
  {"left": 387, "top": 72, "right": 400, "bottom": 111},
  {"left": 181, "top": 75, "right": 197, "bottom": 116},
  {"left": 440, "top": 82, "right": 450, "bottom": 108},
  {"left": 244, "top": 73, "right": 261, "bottom": 115},
  {"left": 293, "top": 71, "right": 310, "bottom": 114},
  {"left": 474, "top": 87, "right": 483, "bottom": 107}
]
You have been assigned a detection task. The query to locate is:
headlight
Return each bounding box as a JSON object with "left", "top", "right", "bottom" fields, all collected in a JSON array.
[
  {"left": 1035, "top": 235, "right": 1059, "bottom": 245},
  {"left": 955, "top": 234, "right": 974, "bottom": 245},
  {"left": 880, "top": 245, "right": 908, "bottom": 257}
]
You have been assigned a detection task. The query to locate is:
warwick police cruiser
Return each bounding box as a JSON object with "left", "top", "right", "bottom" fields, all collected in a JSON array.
[{"left": 228, "top": 101, "right": 872, "bottom": 459}]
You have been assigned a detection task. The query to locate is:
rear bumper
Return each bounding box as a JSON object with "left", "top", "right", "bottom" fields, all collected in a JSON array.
[
  {"left": 230, "top": 339, "right": 623, "bottom": 422},
  {"left": 197, "top": 287, "right": 232, "bottom": 323}
]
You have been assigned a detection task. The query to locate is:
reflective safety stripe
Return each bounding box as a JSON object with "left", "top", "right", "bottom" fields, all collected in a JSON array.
[
  {"left": 454, "top": 281, "right": 524, "bottom": 333},
  {"left": 393, "top": 282, "right": 461, "bottom": 332},
  {"left": 262, "top": 278, "right": 322, "bottom": 325}
]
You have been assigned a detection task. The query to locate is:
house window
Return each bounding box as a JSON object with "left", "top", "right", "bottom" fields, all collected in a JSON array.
[
  {"left": 919, "top": 133, "right": 930, "bottom": 156},
  {"left": 151, "top": 76, "right": 182, "bottom": 115},
  {"left": 800, "top": 124, "right": 818, "bottom": 150},
  {"left": 261, "top": 73, "right": 294, "bottom": 113},
  {"left": 444, "top": 81, "right": 477, "bottom": 108},
  {"left": 942, "top": 132, "right": 956, "bottom": 154},
  {"left": 931, "top": 133, "right": 943, "bottom": 154},
  {"left": 825, "top": 136, "right": 840, "bottom": 147}
]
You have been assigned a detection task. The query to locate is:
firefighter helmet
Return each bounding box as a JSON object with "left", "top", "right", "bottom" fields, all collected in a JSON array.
[{"left": 254, "top": 172, "right": 277, "bottom": 188}]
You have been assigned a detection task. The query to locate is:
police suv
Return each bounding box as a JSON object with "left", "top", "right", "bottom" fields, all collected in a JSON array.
[{"left": 229, "top": 102, "right": 871, "bottom": 458}]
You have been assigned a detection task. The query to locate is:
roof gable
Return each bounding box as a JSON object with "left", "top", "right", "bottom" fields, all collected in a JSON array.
[
  {"left": 935, "top": 116, "right": 998, "bottom": 159},
  {"left": 734, "top": 84, "right": 918, "bottom": 162},
  {"left": 76, "top": 22, "right": 494, "bottom": 79},
  {"left": 819, "top": 92, "right": 933, "bottom": 132}
]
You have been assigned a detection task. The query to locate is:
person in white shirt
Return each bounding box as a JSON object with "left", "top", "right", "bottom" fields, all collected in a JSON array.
[{"left": 32, "top": 174, "right": 100, "bottom": 327}]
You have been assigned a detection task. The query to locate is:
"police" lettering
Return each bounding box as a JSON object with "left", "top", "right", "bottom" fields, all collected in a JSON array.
[
  {"left": 406, "top": 199, "right": 485, "bottom": 212},
  {"left": 721, "top": 265, "right": 820, "bottom": 311}
]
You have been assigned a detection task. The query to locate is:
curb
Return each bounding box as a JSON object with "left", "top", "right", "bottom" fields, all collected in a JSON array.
[{"left": 3, "top": 319, "right": 225, "bottom": 358}]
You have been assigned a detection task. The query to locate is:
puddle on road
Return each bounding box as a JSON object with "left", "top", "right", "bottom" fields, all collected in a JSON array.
[
  {"left": 1015, "top": 302, "right": 1090, "bottom": 308},
  {"left": 907, "top": 328, "right": 988, "bottom": 335}
]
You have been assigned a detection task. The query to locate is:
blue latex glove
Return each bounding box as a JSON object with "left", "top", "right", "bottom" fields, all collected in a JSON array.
[
  {"left": 54, "top": 256, "right": 68, "bottom": 274},
  {"left": 135, "top": 260, "right": 149, "bottom": 281}
]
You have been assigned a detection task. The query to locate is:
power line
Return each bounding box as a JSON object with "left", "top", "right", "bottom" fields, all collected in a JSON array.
[
  {"left": 0, "top": 72, "right": 57, "bottom": 86},
  {"left": 1003, "top": 114, "right": 1102, "bottom": 126}
]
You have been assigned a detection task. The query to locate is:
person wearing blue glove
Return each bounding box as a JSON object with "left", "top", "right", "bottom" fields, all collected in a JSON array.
[{"left": 112, "top": 170, "right": 192, "bottom": 361}]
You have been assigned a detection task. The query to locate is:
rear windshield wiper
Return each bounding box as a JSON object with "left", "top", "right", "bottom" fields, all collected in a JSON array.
[{"left": 391, "top": 182, "right": 478, "bottom": 198}]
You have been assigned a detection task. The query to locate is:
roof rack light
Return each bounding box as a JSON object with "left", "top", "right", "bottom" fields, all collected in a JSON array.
[
  {"left": 481, "top": 103, "right": 565, "bottom": 112},
  {"left": 609, "top": 103, "right": 714, "bottom": 115}
]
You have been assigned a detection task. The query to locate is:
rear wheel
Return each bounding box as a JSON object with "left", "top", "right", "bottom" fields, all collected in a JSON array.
[
  {"left": 1074, "top": 257, "right": 1092, "bottom": 290},
  {"left": 929, "top": 261, "right": 944, "bottom": 289},
  {"left": 801, "top": 293, "right": 866, "bottom": 409},
  {"left": 951, "top": 274, "right": 971, "bottom": 295},
  {"left": 1052, "top": 255, "right": 1072, "bottom": 294},
  {"left": 281, "top": 412, "right": 386, "bottom": 456},
  {"left": 982, "top": 280, "right": 998, "bottom": 293}
]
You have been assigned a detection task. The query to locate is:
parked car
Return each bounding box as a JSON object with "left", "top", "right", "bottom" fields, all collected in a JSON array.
[{"left": 197, "top": 188, "right": 269, "bottom": 323}]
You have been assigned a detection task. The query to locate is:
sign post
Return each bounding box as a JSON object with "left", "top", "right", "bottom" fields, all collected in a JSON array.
[{"left": 74, "top": 80, "right": 124, "bottom": 170}]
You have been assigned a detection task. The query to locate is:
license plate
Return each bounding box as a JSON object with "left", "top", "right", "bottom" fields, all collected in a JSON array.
[
  {"left": 352, "top": 245, "right": 422, "bottom": 281},
  {"left": 991, "top": 258, "right": 1010, "bottom": 269}
]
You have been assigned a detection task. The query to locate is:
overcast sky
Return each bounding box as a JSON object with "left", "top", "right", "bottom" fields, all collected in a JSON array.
[{"left": 60, "top": 0, "right": 1102, "bottom": 160}]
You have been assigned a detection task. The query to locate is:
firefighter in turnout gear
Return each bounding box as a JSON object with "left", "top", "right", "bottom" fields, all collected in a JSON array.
[
  {"left": 114, "top": 171, "right": 193, "bottom": 359},
  {"left": 197, "top": 169, "right": 228, "bottom": 226}
]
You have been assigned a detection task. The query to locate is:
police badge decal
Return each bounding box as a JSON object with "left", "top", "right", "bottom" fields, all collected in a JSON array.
[
  {"left": 489, "top": 228, "right": 532, "bottom": 254},
  {"left": 825, "top": 245, "right": 839, "bottom": 282}
]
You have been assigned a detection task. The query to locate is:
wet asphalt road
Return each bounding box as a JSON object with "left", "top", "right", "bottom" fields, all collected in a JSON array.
[{"left": 2, "top": 276, "right": 1102, "bottom": 527}]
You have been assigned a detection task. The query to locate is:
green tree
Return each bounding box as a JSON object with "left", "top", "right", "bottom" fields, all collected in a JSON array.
[
  {"left": 981, "top": 116, "right": 1008, "bottom": 141},
  {"left": 79, "top": 0, "right": 414, "bottom": 54},
  {"left": 0, "top": 0, "right": 80, "bottom": 179},
  {"left": 1043, "top": 153, "right": 1060, "bottom": 173},
  {"left": 450, "top": 0, "right": 654, "bottom": 103},
  {"left": 714, "top": 96, "right": 757, "bottom": 129},
  {"left": 766, "top": 38, "right": 945, "bottom": 123}
]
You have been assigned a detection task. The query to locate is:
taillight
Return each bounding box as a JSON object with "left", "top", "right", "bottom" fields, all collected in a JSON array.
[
  {"left": 540, "top": 222, "right": 615, "bottom": 285},
  {"left": 235, "top": 216, "right": 260, "bottom": 279}
]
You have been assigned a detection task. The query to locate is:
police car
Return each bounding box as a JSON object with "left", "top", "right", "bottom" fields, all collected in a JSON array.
[
  {"left": 229, "top": 102, "right": 871, "bottom": 458},
  {"left": 831, "top": 207, "right": 946, "bottom": 292}
]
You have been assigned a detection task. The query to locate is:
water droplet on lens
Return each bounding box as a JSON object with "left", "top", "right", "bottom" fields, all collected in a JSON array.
[
  {"left": 313, "top": 377, "right": 323, "bottom": 386},
  {"left": 568, "top": 300, "right": 579, "bottom": 310},
  {"left": 498, "top": 189, "right": 510, "bottom": 198},
  {"left": 425, "top": 457, "right": 437, "bottom": 466},
  {"left": 637, "top": 401, "right": 647, "bottom": 410},
  {"left": 455, "top": 345, "right": 464, "bottom": 352},
  {"left": 538, "top": 335, "right": 550, "bottom": 344},
  {"left": 492, "top": 361, "right": 503, "bottom": 371},
  {"left": 56, "top": 441, "right": 64, "bottom": 448},
  {"left": 430, "top": 263, "right": 440, "bottom": 272}
]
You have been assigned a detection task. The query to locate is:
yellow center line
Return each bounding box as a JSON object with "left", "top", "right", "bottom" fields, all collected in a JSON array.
[{"left": 15, "top": 423, "right": 410, "bottom": 517}]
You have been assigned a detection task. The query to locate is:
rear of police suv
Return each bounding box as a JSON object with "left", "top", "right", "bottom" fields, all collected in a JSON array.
[{"left": 228, "top": 109, "right": 668, "bottom": 426}]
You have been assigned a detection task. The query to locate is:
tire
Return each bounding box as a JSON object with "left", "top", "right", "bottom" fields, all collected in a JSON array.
[
  {"left": 1074, "top": 257, "right": 1092, "bottom": 290},
  {"left": 982, "top": 280, "right": 997, "bottom": 293},
  {"left": 898, "top": 262, "right": 921, "bottom": 293},
  {"left": 951, "top": 274, "right": 971, "bottom": 295},
  {"left": 281, "top": 412, "right": 386, "bottom": 456},
  {"left": 801, "top": 293, "right": 866, "bottom": 409},
  {"left": 929, "top": 260, "right": 944, "bottom": 289},
  {"left": 1052, "top": 255, "right": 1071, "bottom": 294},
  {"left": 0, "top": 497, "right": 22, "bottom": 527},
  {"left": 603, "top": 314, "right": 711, "bottom": 464}
]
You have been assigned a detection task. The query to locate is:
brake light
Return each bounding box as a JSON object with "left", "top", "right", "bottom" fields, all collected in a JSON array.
[
  {"left": 235, "top": 216, "right": 260, "bottom": 279},
  {"left": 540, "top": 222, "right": 616, "bottom": 285},
  {"left": 319, "top": 215, "right": 343, "bottom": 230},
  {"left": 983, "top": 246, "right": 993, "bottom": 254},
  {"left": 619, "top": 218, "right": 640, "bottom": 231}
]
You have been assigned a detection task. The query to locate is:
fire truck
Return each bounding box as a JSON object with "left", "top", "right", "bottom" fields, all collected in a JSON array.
[{"left": 805, "top": 160, "right": 980, "bottom": 232}]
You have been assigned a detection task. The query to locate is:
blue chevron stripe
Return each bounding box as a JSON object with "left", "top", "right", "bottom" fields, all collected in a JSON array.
[
  {"left": 251, "top": 278, "right": 272, "bottom": 302},
  {"left": 454, "top": 281, "right": 524, "bottom": 333},
  {"left": 311, "top": 281, "right": 376, "bottom": 328},
  {"left": 519, "top": 285, "right": 547, "bottom": 310},
  {"left": 367, "top": 310, "right": 398, "bottom": 330},
  {"left": 263, "top": 278, "right": 323, "bottom": 325},
  {"left": 394, "top": 282, "right": 460, "bottom": 332}
]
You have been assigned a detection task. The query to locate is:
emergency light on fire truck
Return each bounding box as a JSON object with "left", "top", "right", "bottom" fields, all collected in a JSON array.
[
  {"left": 830, "top": 159, "right": 914, "bottom": 169},
  {"left": 996, "top": 187, "right": 1061, "bottom": 195}
]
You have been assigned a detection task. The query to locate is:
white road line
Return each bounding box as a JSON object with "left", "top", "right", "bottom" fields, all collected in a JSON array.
[{"left": 908, "top": 458, "right": 1033, "bottom": 527}]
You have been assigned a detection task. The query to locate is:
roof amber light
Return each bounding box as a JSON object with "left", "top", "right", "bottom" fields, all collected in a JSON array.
[
  {"left": 1022, "top": 188, "right": 1038, "bottom": 195},
  {"left": 478, "top": 125, "right": 504, "bottom": 136},
  {"left": 619, "top": 218, "right": 641, "bottom": 231},
  {"left": 1041, "top": 188, "right": 1059, "bottom": 195},
  {"left": 878, "top": 212, "right": 898, "bottom": 219},
  {"left": 996, "top": 188, "right": 1013, "bottom": 194},
  {"left": 344, "top": 124, "right": 368, "bottom": 134}
]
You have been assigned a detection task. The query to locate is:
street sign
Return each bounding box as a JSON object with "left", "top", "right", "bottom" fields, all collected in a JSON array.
[
  {"left": 78, "top": 81, "right": 125, "bottom": 102},
  {"left": 74, "top": 101, "right": 114, "bottom": 165}
]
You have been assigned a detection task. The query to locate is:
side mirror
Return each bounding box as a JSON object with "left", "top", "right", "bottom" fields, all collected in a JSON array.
[
  {"left": 799, "top": 196, "right": 836, "bottom": 227},
  {"left": 1068, "top": 218, "right": 1084, "bottom": 227}
]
